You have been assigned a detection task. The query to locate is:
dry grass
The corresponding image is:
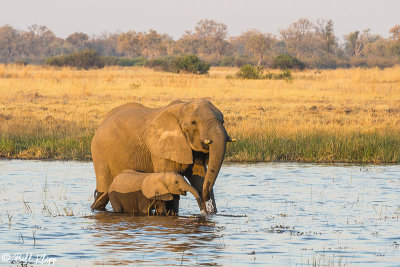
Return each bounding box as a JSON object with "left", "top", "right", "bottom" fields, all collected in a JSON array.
[{"left": 1, "top": 64, "right": 400, "bottom": 162}]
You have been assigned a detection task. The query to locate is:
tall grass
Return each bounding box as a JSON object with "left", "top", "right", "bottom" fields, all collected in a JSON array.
[
  {"left": 226, "top": 130, "right": 400, "bottom": 163},
  {"left": 0, "top": 118, "right": 93, "bottom": 160},
  {"left": 1, "top": 64, "right": 400, "bottom": 163}
]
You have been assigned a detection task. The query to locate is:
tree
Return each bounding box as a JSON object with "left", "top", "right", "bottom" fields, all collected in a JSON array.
[
  {"left": 0, "top": 25, "right": 20, "bottom": 62},
  {"left": 280, "top": 18, "right": 314, "bottom": 57},
  {"left": 32, "top": 25, "right": 57, "bottom": 57},
  {"left": 344, "top": 29, "right": 381, "bottom": 57},
  {"left": 389, "top": 25, "right": 400, "bottom": 41},
  {"left": 391, "top": 42, "right": 400, "bottom": 58},
  {"left": 175, "top": 31, "right": 200, "bottom": 55},
  {"left": 1, "top": 18, "right": 399, "bottom": 68},
  {"left": 364, "top": 38, "right": 391, "bottom": 57},
  {"left": 236, "top": 30, "right": 272, "bottom": 65},
  {"left": 344, "top": 31, "right": 364, "bottom": 56},
  {"left": 18, "top": 25, "right": 57, "bottom": 59},
  {"left": 139, "top": 30, "right": 168, "bottom": 59},
  {"left": 91, "top": 32, "right": 120, "bottom": 57},
  {"left": 66, "top": 32, "right": 89, "bottom": 51},
  {"left": 194, "top": 19, "right": 229, "bottom": 58},
  {"left": 389, "top": 25, "right": 400, "bottom": 59},
  {"left": 194, "top": 19, "right": 227, "bottom": 39},
  {"left": 117, "top": 31, "right": 141, "bottom": 58},
  {"left": 315, "top": 19, "right": 336, "bottom": 54}
]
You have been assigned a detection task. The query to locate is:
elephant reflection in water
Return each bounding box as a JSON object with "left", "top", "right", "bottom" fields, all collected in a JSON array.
[
  {"left": 91, "top": 99, "right": 235, "bottom": 214},
  {"left": 90, "top": 213, "right": 222, "bottom": 265}
]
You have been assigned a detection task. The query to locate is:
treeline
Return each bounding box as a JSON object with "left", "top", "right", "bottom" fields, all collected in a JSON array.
[
  {"left": 1, "top": 19, "right": 400, "bottom": 68},
  {"left": 46, "top": 50, "right": 210, "bottom": 74}
]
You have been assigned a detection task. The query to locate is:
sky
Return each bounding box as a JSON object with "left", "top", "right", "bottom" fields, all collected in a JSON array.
[{"left": 1, "top": 0, "right": 399, "bottom": 40}]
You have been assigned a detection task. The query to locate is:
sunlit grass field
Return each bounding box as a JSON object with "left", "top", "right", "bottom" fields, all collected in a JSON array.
[{"left": 1, "top": 64, "right": 400, "bottom": 163}]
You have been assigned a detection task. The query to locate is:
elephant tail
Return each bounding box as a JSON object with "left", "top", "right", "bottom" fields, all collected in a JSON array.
[{"left": 91, "top": 190, "right": 109, "bottom": 211}]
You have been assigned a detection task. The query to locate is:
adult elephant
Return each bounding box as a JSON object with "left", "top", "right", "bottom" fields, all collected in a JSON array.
[{"left": 90, "top": 99, "right": 234, "bottom": 214}]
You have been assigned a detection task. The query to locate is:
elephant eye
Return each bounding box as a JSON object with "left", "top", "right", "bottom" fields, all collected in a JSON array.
[
  {"left": 175, "top": 181, "right": 179, "bottom": 184},
  {"left": 191, "top": 120, "right": 196, "bottom": 125}
]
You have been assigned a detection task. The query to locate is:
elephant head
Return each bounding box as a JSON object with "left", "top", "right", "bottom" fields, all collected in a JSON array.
[
  {"left": 142, "top": 172, "right": 206, "bottom": 214},
  {"left": 144, "top": 99, "right": 233, "bottom": 209}
]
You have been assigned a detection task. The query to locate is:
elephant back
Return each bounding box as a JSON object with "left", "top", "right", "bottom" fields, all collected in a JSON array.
[
  {"left": 109, "top": 170, "right": 147, "bottom": 194},
  {"left": 100, "top": 102, "right": 149, "bottom": 123}
]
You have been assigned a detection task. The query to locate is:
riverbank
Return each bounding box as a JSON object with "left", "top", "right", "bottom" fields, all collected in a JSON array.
[{"left": 1, "top": 65, "right": 400, "bottom": 163}]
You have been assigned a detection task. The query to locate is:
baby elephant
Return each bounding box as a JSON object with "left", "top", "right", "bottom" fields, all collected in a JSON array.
[{"left": 93, "top": 170, "right": 206, "bottom": 215}]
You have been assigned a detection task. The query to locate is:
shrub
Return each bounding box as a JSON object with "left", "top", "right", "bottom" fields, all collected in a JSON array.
[
  {"left": 171, "top": 55, "right": 210, "bottom": 74},
  {"left": 365, "top": 57, "right": 396, "bottom": 69},
  {"left": 46, "top": 49, "right": 104, "bottom": 69},
  {"left": 103, "top": 56, "right": 146, "bottom": 66},
  {"left": 14, "top": 60, "right": 27, "bottom": 66},
  {"left": 272, "top": 54, "right": 305, "bottom": 70},
  {"left": 312, "top": 54, "right": 339, "bottom": 69},
  {"left": 145, "top": 56, "right": 174, "bottom": 72},
  {"left": 218, "top": 55, "right": 256, "bottom": 67},
  {"left": 270, "top": 69, "right": 293, "bottom": 80},
  {"left": 146, "top": 55, "right": 210, "bottom": 74},
  {"left": 233, "top": 64, "right": 293, "bottom": 80},
  {"left": 235, "top": 64, "right": 264, "bottom": 79},
  {"left": 347, "top": 57, "right": 368, "bottom": 68},
  {"left": 390, "top": 42, "right": 400, "bottom": 58},
  {"left": 219, "top": 56, "right": 236, "bottom": 67}
]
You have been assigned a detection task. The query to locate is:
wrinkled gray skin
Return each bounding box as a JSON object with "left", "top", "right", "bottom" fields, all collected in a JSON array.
[
  {"left": 91, "top": 99, "right": 232, "bottom": 214},
  {"left": 93, "top": 170, "right": 205, "bottom": 215}
]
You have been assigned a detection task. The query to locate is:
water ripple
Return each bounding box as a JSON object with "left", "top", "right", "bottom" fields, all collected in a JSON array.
[{"left": 0, "top": 160, "right": 399, "bottom": 265}]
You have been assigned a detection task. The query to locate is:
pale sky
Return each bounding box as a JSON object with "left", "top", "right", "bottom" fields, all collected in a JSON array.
[{"left": 1, "top": 0, "right": 399, "bottom": 40}]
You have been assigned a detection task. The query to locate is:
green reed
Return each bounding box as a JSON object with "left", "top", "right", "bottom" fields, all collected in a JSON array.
[
  {"left": 1, "top": 121, "right": 400, "bottom": 163},
  {"left": 225, "top": 130, "right": 400, "bottom": 163}
]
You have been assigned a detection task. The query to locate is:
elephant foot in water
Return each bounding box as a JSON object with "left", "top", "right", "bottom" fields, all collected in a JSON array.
[
  {"left": 165, "top": 195, "right": 180, "bottom": 215},
  {"left": 91, "top": 190, "right": 109, "bottom": 211}
]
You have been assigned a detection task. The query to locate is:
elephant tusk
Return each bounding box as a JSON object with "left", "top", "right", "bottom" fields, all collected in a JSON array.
[
  {"left": 228, "top": 138, "right": 237, "bottom": 142},
  {"left": 203, "top": 139, "right": 212, "bottom": 145}
]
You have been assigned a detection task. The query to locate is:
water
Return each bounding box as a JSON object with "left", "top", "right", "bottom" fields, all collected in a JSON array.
[{"left": 0, "top": 160, "right": 399, "bottom": 266}]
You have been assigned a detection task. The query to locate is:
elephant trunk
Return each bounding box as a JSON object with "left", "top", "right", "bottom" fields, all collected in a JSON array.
[
  {"left": 202, "top": 123, "right": 227, "bottom": 206},
  {"left": 181, "top": 183, "right": 206, "bottom": 214}
]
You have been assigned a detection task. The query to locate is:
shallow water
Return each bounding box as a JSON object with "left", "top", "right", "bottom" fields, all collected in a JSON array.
[{"left": 0, "top": 160, "right": 399, "bottom": 266}]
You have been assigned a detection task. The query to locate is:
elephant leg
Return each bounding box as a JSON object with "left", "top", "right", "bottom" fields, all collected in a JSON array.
[
  {"left": 165, "top": 195, "right": 180, "bottom": 215},
  {"left": 91, "top": 190, "right": 109, "bottom": 211},
  {"left": 207, "top": 189, "right": 217, "bottom": 213},
  {"left": 92, "top": 158, "right": 113, "bottom": 210},
  {"left": 186, "top": 164, "right": 217, "bottom": 213},
  {"left": 155, "top": 201, "right": 166, "bottom": 215},
  {"left": 109, "top": 192, "right": 123, "bottom": 213},
  {"left": 152, "top": 157, "right": 185, "bottom": 215}
]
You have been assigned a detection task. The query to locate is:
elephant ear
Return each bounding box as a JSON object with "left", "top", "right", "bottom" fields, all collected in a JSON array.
[
  {"left": 142, "top": 174, "right": 173, "bottom": 201},
  {"left": 144, "top": 107, "right": 193, "bottom": 164}
]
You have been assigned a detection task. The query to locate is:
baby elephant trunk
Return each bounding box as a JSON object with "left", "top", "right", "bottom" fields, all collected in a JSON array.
[{"left": 181, "top": 183, "right": 206, "bottom": 214}]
